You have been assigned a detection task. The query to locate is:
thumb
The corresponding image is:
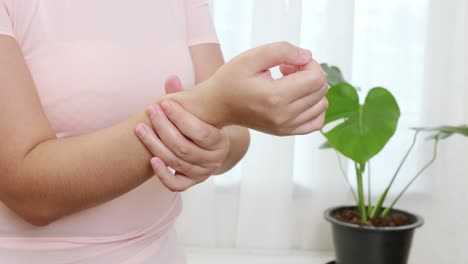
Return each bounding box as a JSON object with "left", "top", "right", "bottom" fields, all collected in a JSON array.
[
  {"left": 165, "top": 75, "right": 184, "bottom": 95},
  {"left": 234, "top": 42, "right": 312, "bottom": 75}
]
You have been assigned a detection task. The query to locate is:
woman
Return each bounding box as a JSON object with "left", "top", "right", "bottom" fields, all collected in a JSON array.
[{"left": 0, "top": 0, "right": 328, "bottom": 263}]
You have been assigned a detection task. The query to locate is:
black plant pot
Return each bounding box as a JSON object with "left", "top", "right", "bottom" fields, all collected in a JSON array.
[{"left": 324, "top": 206, "right": 424, "bottom": 264}]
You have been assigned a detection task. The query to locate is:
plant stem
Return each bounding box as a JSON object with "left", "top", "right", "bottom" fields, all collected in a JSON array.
[
  {"left": 367, "top": 161, "right": 373, "bottom": 215},
  {"left": 381, "top": 138, "right": 439, "bottom": 217},
  {"left": 335, "top": 151, "right": 358, "bottom": 203},
  {"left": 370, "top": 130, "right": 420, "bottom": 219},
  {"left": 355, "top": 162, "right": 367, "bottom": 221}
]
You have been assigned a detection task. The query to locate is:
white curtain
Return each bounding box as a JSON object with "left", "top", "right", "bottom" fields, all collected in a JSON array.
[{"left": 177, "top": 0, "right": 468, "bottom": 263}]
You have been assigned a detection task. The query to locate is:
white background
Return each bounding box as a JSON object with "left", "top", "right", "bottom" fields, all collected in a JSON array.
[{"left": 180, "top": 1, "right": 468, "bottom": 263}]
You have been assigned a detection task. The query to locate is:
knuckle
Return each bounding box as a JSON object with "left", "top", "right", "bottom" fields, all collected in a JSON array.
[
  {"left": 185, "top": 167, "right": 197, "bottom": 177},
  {"left": 315, "top": 97, "right": 328, "bottom": 112},
  {"left": 307, "top": 69, "right": 327, "bottom": 89},
  {"left": 276, "top": 41, "right": 293, "bottom": 53},
  {"left": 318, "top": 72, "right": 328, "bottom": 87},
  {"left": 265, "top": 94, "right": 283, "bottom": 108},
  {"left": 322, "top": 97, "right": 329, "bottom": 109},
  {"left": 282, "top": 126, "right": 295, "bottom": 136},
  {"left": 214, "top": 161, "right": 223, "bottom": 170},
  {"left": 169, "top": 158, "right": 186, "bottom": 172},
  {"left": 265, "top": 41, "right": 293, "bottom": 63},
  {"left": 210, "top": 159, "right": 224, "bottom": 170},
  {"left": 175, "top": 144, "right": 191, "bottom": 157},
  {"left": 195, "top": 128, "right": 211, "bottom": 143},
  {"left": 276, "top": 130, "right": 288, "bottom": 137},
  {"left": 272, "top": 127, "right": 287, "bottom": 137},
  {"left": 268, "top": 115, "right": 282, "bottom": 127},
  {"left": 269, "top": 112, "right": 289, "bottom": 128},
  {"left": 320, "top": 82, "right": 330, "bottom": 96},
  {"left": 277, "top": 41, "right": 291, "bottom": 47}
]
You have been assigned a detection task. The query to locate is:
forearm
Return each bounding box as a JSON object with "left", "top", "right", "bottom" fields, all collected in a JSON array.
[
  {"left": 3, "top": 111, "right": 154, "bottom": 225},
  {"left": 0, "top": 37, "right": 234, "bottom": 226},
  {"left": 1, "top": 38, "right": 319, "bottom": 225},
  {"left": 3, "top": 85, "right": 226, "bottom": 225}
]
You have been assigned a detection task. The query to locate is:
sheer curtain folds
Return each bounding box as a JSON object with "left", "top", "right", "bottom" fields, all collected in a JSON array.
[{"left": 177, "top": 1, "right": 468, "bottom": 263}]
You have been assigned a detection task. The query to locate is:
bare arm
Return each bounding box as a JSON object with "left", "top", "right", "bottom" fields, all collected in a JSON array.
[
  {"left": 0, "top": 36, "right": 170, "bottom": 226},
  {"left": 189, "top": 43, "right": 250, "bottom": 174},
  {"left": 0, "top": 36, "right": 223, "bottom": 226},
  {"left": 0, "top": 35, "right": 326, "bottom": 225}
]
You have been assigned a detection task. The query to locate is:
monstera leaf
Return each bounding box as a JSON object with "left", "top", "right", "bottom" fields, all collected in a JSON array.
[
  {"left": 322, "top": 83, "right": 400, "bottom": 164},
  {"left": 321, "top": 63, "right": 346, "bottom": 86},
  {"left": 413, "top": 125, "right": 468, "bottom": 140},
  {"left": 319, "top": 141, "right": 333, "bottom": 149}
]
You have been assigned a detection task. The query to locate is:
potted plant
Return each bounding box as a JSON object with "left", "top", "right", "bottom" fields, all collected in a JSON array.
[{"left": 319, "top": 64, "right": 468, "bottom": 264}]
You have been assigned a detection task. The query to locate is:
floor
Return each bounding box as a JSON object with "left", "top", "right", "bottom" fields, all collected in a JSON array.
[{"left": 186, "top": 248, "right": 334, "bottom": 264}]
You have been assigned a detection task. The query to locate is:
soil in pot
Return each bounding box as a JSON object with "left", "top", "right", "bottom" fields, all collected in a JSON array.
[{"left": 333, "top": 208, "right": 412, "bottom": 227}]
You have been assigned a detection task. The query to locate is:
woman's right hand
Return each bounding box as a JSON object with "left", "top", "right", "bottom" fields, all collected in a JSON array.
[{"left": 165, "top": 41, "right": 329, "bottom": 136}]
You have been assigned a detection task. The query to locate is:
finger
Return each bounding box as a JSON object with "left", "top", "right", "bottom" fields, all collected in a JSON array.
[
  {"left": 147, "top": 104, "right": 211, "bottom": 163},
  {"left": 285, "top": 82, "right": 329, "bottom": 117},
  {"left": 151, "top": 157, "right": 196, "bottom": 192},
  {"left": 274, "top": 59, "right": 327, "bottom": 102},
  {"left": 135, "top": 123, "right": 207, "bottom": 176},
  {"left": 258, "top": 69, "right": 274, "bottom": 80},
  {"left": 160, "top": 100, "right": 224, "bottom": 150},
  {"left": 280, "top": 63, "right": 300, "bottom": 76},
  {"left": 234, "top": 42, "right": 312, "bottom": 74},
  {"left": 291, "top": 81, "right": 329, "bottom": 104},
  {"left": 165, "top": 75, "right": 184, "bottom": 94},
  {"left": 290, "top": 111, "right": 326, "bottom": 135},
  {"left": 284, "top": 97, "right": 329, "bottom": 128}
]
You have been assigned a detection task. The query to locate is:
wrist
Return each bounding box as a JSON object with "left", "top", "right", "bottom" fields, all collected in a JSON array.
[
  {"left": 213, "top": 126, "right": 249, "bottom": 175},
  {"left": 163, "top": 79, "right": 233, "bottom": 128}
]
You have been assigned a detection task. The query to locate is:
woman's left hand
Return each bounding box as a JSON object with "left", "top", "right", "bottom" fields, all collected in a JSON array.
[{"left": 136, "top": 76, "right": 231, "bottom": 192}]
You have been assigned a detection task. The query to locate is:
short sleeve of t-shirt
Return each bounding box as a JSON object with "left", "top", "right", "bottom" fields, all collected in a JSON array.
[
  {"left": 0, "top": 1, "right": 14, "bottom": 38},
  {"left": 185, "top": 0, "right": 219, "bottom": 46}
]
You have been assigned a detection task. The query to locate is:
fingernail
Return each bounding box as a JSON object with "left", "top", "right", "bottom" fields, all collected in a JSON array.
[
  {"left": 161, "top": 100, "right": 171, "bottom": 114},
  {"left": 297, "top": 48, "right": 312, "bottom": 64},
  {"left": 136, "top": 124, "right": 147, "bottom": 137}
]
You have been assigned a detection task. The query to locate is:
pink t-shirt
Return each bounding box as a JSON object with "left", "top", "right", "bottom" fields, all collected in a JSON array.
[{"left": 0, "top": 0, "right": 218, "bottom": 263}]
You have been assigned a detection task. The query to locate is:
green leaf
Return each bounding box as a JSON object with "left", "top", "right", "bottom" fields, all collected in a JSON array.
[
  {"left": 412, "top": 125, "right": 468, "bottom": 140},
  {"left": 425, "top": 132, "right": 453, "bottom": 141},
  {"left": 321, "top": 63, "right": 346, "bottom": 86},
  {"left": 322, "top": 83, "right": 400, "bottom": 164},
  {"left": 319, "top": 141, "right": 332, "bottom": 149}
]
